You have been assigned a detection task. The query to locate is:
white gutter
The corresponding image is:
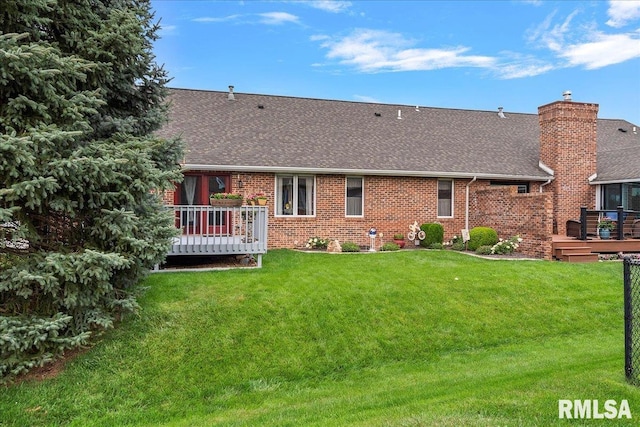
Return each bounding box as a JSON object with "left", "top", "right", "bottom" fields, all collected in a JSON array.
[
  {"left": 590, "top": 177, "right": 640, "bottom": 185},
  {"left": 181, "top": 164, "right": 553, "bottom": 182},
  {"left": 539, "top": 178, "right": 552, "bottom": 193},
  {"left": 465, "top": 176, "right": 477, "bottom": 231}
]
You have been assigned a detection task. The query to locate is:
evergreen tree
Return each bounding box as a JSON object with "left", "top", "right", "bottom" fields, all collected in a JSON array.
[{"left": 0, "top": 0, "right": 183, "bottom": 381}]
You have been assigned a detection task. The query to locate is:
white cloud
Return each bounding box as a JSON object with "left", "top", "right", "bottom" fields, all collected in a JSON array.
[
  {"left": 527, "top": 9, "right": 640, "bottom": 70},
  {"left": 258, "top": 12, "right": 301, "bottom": 25},
  {"left": 192, "top": 15, "right": 242, "bottom": 23},
  {"left": 493, "top": 53, "right": 554, "bottom": 79},
  {"left": 310, "top": 34, "right": 330, "bottom": 42},
  {"left": 317, "top": 29, "right": 495, "bottom": 73},
  {"left": 353, "top": 94, "right": 381, "bottom": 103},
  {"left": 158, "top": 24, "right": 178, "bottom": 37},
  {"left": 307, "top": 0, "right": 352, "bottom": 13},
  {"left": 561, "top": 31, "right": 640, "bottom": 69},
  {"left": 606, "top": 0, "right": 640, "bottom": 28},
  {"left": 192, "top": 12, "right": 301, "bottom": 26},
  {"left": 527, "top": 10, "right": 579, "bottom": 52}
]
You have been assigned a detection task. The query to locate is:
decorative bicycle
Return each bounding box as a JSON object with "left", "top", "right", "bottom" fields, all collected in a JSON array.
[{"left": 407, "top": 221, "right": 426, "bottom": 242}]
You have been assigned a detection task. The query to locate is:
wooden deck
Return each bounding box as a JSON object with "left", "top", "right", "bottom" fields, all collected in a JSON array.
[
  {"left": 164, "top": 205, "right": 268, "bottom": 267},
  {"left": 553, "top": 235, "right": 640, "bottom": 262}
]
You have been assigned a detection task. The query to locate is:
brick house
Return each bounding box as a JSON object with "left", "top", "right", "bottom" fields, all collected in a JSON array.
[{"left": 157, "top": 87, "right": 640, "bottom": 260}]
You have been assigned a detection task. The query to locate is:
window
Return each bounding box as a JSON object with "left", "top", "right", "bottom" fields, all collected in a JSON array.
[
  {"left": 437, "top": 179, "right": 453, "bottom": 217},
  {"left": 346, "top": 177, "right": 364, "bottom": 217},
  {"left": 276, "top": 175, "right": 315, "bottom": 216},
  {"left": 601, "top": 183, "right": 640, "bottom": 211},
  {"left": 602, "top": 184, "right": 622, "bottom": 210}
]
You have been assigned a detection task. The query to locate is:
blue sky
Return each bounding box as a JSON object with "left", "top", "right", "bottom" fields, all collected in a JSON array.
[{"left": 151, "top": 0, "right": 640, "bottom": 123}]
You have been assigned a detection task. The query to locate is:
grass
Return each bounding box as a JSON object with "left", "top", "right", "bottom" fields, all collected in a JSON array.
[{"left": 2, "top": 249, "right": 640, "bottom": 426}]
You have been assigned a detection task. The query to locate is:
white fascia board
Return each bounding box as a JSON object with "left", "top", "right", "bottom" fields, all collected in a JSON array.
[
  {"left": 589, "top": 177, "right": 640, "bottom": 185},
  {"left": 182, "top": 164, "right": 553, "bottom": 181}
]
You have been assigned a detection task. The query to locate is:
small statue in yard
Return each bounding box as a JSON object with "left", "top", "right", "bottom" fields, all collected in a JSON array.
[{"left": 327, "top": 239, "right": 342, "bottom": 253}]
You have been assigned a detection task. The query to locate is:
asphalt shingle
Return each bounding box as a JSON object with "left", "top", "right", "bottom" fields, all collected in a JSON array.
[{"left": 158, "top": 88, "right": 639, "bottom": 182}]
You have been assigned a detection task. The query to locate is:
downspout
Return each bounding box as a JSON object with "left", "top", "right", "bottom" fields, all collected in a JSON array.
[
  {"left": 465, "top": 176, "right": 477, "bottom": 231},
  {"left": 539, "top": 178, "right": 552, "bottom": 193}
]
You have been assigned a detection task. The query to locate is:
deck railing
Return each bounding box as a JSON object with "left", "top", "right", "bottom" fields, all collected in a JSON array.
[
  {"left": 577, "top": 206, "right": 639, "bottom": 240},
  {"left": 166, "top": 205, "right": 268, "bottom": 263}
]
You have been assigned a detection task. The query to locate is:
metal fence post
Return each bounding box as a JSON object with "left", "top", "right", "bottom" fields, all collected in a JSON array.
[{"left": 625, "top": 258, "right": 640, "bottom": 385}]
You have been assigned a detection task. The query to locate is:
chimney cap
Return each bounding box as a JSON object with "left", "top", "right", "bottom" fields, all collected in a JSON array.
[
  {"left": 228, "top": 85, "right": 235, "bottom": 101},
  {"left": 562, "top": 90, "right": 572, "bottom": 101}
]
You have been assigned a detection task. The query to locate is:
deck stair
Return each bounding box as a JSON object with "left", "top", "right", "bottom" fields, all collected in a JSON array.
[{"left": 552, "top": 240, "right": 599, "bottom": 262}]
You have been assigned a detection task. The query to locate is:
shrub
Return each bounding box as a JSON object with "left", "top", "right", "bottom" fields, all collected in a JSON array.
[
  {"left": 467, "top": 227, "right": 498, "bottom": 251},
  {"left": 341, "top": 241, "right": 361, "bottom": 252},
  {"left": 451, "top": 241, "right": 466, "bottom": 251},
  {"left": 475, "top": 245, "right": 493, "bottom": 255},
  {"left": 381, "top": 242, "right": 400, "bottom": 251},
  {"left": 429, "top": 243, "right": 444, "bottom": 249},
  {"left": 306, "top": 237, "right": 328, "bottom": 250},
  {"left": 211, "top": 192, "right": 243, "bottom": 199},
  {"left": 491, "top": 235, "right": 523, "bottom": 254},
  {"left": 419, "top": 223, "right": 444, "bottom": 248}
]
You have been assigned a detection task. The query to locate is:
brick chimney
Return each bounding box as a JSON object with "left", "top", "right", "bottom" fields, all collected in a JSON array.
[{"left": 538, "top": 92, "right": 599, "bottom": 235}]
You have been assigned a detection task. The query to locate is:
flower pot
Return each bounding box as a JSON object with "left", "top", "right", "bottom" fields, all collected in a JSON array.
[
  {"left": 393, "top": 239, "right": 405, "bottom": 248},
  {"left": 210, "top": 198, "right": 243, "bottom": 207},
  {"left": 257, "top": 198, "right": 267, "bottom": 206},
  {"left": 599, "top": 228, "right": 611, "bottom": 240}
]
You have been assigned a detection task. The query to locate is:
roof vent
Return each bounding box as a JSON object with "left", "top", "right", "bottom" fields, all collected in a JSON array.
[
  {"left": 562, "top": 90, "right": 572, "bottom": 101},
  {"left": 618, "top": 128, "right": 627, "bottom": 133},
  {"left": 374, "top": 112, "right": 381, "bottom": 117},
  {"left": 397, "top": 109, "right": 402, "bottom": 120},
  {"left": 228, "top": 85, "right": 235, "bottom": 101},
  {"left": 498, "top": 107, "right": 506, "bottom": 119},
  {"left": 257, "top": 104, "right": 264, "bottom": 109}
]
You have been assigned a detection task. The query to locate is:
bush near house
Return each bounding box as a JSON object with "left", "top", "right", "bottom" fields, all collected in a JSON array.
[
  {"left": 467, "top": 227, "right": 499, "bottom": 251},
  {"left": 380, "top": 242, "right": 400, "bottom": 251},
  {"left": 475, "top": 245, "right": 493, "bottom": 255},
  {"left": 419, "top": 223, "right": 444, "bottom": 248},
  {"left": 340, "top": 241, "right": 361, "bottom": 252}
]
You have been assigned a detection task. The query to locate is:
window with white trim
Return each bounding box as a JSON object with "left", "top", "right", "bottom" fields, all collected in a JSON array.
[
  {"left": 346, "top": 177, "right": 364, "bottom": 217},
  {"left": 437, "top": 179, "right": 453, "bottom": 217},
  {"left": 276, "top": 175, "right": 315, "bottom": 216}
]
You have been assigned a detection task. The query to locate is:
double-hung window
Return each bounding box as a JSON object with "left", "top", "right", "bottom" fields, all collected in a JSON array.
[
  {"left": 276, "top": 175, "right": 315, "bottom": 216},
  {"left": 437, "top": 179, "right": 453, "bottom": 217},
  {"left": 346, "top": 177, "right": 364, "bottom": 217}
]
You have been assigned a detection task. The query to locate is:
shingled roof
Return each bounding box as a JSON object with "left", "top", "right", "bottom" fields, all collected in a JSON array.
[{"left": 158, "top": 88, "right": 640, "bottom": 183}]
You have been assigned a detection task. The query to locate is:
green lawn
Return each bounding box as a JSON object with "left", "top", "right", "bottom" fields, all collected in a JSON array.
[{"left": 2, "top": 250, "right": 640, "bottom": 426}]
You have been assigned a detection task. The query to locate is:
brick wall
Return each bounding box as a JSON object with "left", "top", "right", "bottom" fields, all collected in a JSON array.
[
  {"left": 266, "top": 174, "right": 450, "bottom": 249},
  {"left": 470, "top": 186, "right": 554, "bottom": 259},
  {"left": 161, "top": 189, "right": 175, "bottom": 205},
  {"left": 538, "top": 100, "right": 598, "bottom": 235},
  {"left": 163, "top": 172, "right": 553, "bottom": 257}
]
